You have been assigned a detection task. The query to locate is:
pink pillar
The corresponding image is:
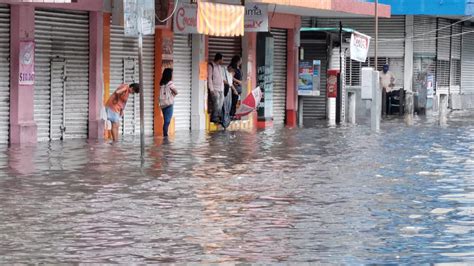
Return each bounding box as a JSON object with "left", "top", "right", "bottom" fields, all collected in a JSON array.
[
  {"left": 88, "top": 11, "right": 104, "bottom": 140},
  {"left": 286, "top": 26, "right": 299, "bottom": 128},
  {"left": 10, "top": 5, "right": 37, "bottom": 145}
]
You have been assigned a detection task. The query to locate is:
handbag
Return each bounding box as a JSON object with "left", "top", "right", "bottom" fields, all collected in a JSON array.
[{"left": 159, "top": 81, "right": 175, "bottom": 108}]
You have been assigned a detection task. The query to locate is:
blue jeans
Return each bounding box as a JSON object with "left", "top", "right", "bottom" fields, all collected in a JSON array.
[
  {"left": 162, "top": 105, "right": 173, "bottom": 137},
  {"left": 106, "top": 107, "right": 121, "bottom": 123}
]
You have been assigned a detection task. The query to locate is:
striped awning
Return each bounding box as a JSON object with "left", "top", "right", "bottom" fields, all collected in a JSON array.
[{"left": 197, "top": 2, "right": 245, "bottom": 37}]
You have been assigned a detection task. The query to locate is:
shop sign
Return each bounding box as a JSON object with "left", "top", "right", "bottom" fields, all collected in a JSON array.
[
  {"left": 123, "top": 0, "right": 155, "bottom": 37},
  {"left": 174, "top": 2, "right": 198, "bottom": 34},
  {"left": 350, "top": 31, "right": 371, "bottom": 63},
  {"left": 245, "top": 4, "right": 268, "bottom": 32},
  {"left": 174, "top": 3, "right": 268, "bottom": 34},
  {"left": 19, "top": 40, "right": 35, "bottom": 86}
]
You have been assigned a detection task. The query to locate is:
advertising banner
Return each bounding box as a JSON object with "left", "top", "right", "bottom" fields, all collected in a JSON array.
[
  {"left": 298, "top": 61, "right": 313, "bottom": 96},
  {"left": 350, "top": 32, "right": 371, "bottom": 63},
  {"left": 19, "top": 40, "right": 35, "bottom": 86}
]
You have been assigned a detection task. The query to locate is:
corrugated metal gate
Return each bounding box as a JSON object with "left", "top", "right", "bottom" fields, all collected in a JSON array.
[
  {"left": 271, "top": 28, "right": 288, "bottom": 125},
  {"left": 110, "top": 25, "right": 155, "bottom": 136},
  {"left": 461, "top": 26, "right": 474, "bottom": 94},
  {"left": 316, "top": 16, "right": 405, "bottom": 57},
  {"left": 414, "top": 16, "right": 437, "bottom": 57},
  {"left": 34, "top": 9, "right": 89, "bottom": 141},
  {"left": 173, "top": 33, "right": 192, "bottom": 131},
  {"left": 450, "top": 23, "right": 461, "bottom": 94},
  {"left": 0, "top": 5, "right": 10, "bottom": 144},
  {"left": 208, "top": 36, "right": 241, "bottom": 64},
  {"left": 301, "top": 39, "right": 327, "bottom": 124},
  {"left": 436, "top": 18, "right": 452, "bottom": 95}
]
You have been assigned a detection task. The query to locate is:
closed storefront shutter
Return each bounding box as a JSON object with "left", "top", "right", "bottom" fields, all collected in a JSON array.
[
  {"left": 208, "top": 36, "right": 241, "bottom": 64},
  {"left": 450, "top": 23, "right": 461, "bottom": 94},
  {"left": 271, "top": 28, "right": 287, "bottom": 125},
  {"left": 414, "top": 16, "right": 437, "bottom": 57},
  {"left": 316, "top": 16, "right": 405, "bottom": 57},
  {"left": 0, "top": 5, "right": 10, "bottom": 144},
  {"left": 461, "top": 26, "right": 474, "bottom": 94},
  {"left": 35, "top": 9, "right": 89, "bottom": 141},
  {"left": 437, "top": 18, "right": 451, "bottom": 61},
  {"left": 301, "top": 17, "right": 314, "bottom": 28},
  {"left": 436, "top": 18, "right": 451, "bottom": 95},
  {"left": 301, "top": 39, "right": 327, "bottom": 123},
  {"left": 173, "top": 34, "right": 192, "bottom": 131},
  {"left": 110, "top": 25, "right": 155, "bottom": 136}
]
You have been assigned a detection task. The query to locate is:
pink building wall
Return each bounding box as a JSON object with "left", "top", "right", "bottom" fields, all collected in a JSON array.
[{"left": 6, "top": 0, "right": 104, "bottom": 144}]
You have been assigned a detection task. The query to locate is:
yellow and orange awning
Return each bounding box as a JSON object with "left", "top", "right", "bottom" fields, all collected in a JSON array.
[{"left": 197, "top": 2, "right": 245, "bottom": 37}]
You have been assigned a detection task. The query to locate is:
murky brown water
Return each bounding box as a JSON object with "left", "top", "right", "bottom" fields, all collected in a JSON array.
[{"left": 0, "top": 114, "right": 473, "bottom": 264}]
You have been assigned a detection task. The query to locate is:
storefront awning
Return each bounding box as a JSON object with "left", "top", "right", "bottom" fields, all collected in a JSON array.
[{"left": 197, "top": 2, "right": 245, "bottom": 37}]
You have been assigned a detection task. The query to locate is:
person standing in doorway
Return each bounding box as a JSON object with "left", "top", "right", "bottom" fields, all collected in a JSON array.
[
  {"left": 159, "top": 68, "right": 178, "bottom": 137},
  {"left": 105, "top": 83, "right": 140, "bottom": 141},
  {"left": 228, "top": 55, "right": 242, "bottom": 118},
  {"left": 208, "top": 53, "right": 225, "bottom": 123},
  {"left": 380, "top": 64, "right": 395, "bottom": 116}
]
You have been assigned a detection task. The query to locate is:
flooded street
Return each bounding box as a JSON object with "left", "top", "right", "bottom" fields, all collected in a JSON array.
[{"left": 0, "top": 115, "right": 473, "bottom": 264}]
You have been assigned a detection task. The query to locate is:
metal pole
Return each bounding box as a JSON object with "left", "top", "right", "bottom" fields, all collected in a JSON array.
[
  {"left": 138, "top": 32, "right": 145, "bottom": 159},
  {"left": 337, "top": 21, "right": 342, "bottom": 124},
  {"left": 374, "top": 0, "right": 378, "bottom": 69}
]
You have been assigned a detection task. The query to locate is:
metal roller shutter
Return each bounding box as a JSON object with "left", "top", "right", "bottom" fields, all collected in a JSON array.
[
  {"left": 450, "top": 23, "right": 461, "bottom": 94},
  {"left": 0, "top": 5, "right": 9, "bottom": 144},
  {"left": 173, "top": 34, "right": 192, "bottom": 131},
  {"left": 301, "top": 17, "right": 314, "bottom": 28},
  {"left": 35, "top": 9, "right": 89, "bottom": 141},
  {"left": 208, "top": 36, "right": 242, "bottom": 64},
  {"left": 436, "top": 18, "right": 451, "bottom": 95},
  {"left": 461, "top": 26, "right": 474, "bottom": 94},
  {"left": 110, "top": 25, "right": 155, "bottom": 136},
  {"left": 271, "top": 28, "right": 287, "bottom": 125},
  {"left": 301, "top": 39, "right": 327, "bottom": 123},
  {"left": 437, "top": 18, "right": 451, "bottom": 61},
  {"left": 414, "top": 16, "right": 437, "bottom": 57},
  {"left": 316, "top": 16, "right": 405, "bottom": 57}
]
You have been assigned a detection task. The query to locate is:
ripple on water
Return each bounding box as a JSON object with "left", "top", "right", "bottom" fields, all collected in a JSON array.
[{"left": 0, "top": 118, "right": 474, "bottom": 264}]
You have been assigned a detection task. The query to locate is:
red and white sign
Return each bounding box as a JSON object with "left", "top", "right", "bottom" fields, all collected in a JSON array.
[
  {"left": 244, "top": 4, "right": 268, "bottom": 32},
  {"left": 350, "top": 31, "right": 371, "bottom": 63},
  {"left": 173, "top": 2, "right": 198, "bottom": 34},
  {"left": 19, "top": 40, "right": 35, "bottom": 86}
]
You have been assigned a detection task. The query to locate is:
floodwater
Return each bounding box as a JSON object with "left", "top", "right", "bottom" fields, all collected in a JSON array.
[{"left": 0, "top": 114, "right": 473, "bottom": 264}]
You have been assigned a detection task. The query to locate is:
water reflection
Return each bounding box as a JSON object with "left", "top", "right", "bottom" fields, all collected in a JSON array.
[{"left": 0, "top": 117, "right": 473, "bottom": 264}]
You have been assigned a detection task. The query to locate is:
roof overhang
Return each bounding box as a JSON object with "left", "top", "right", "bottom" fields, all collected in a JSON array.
[{"left": 249, "top": 0, "right": 391, "bottom": 18}]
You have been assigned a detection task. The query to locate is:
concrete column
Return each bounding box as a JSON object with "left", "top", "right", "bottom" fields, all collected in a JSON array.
[
  {"left": 371, "top": 70, "right": 381, "bottom": 132},
  {"left": 191, "top": 34, "right": 206, "bottom": 131},
  {"left": 242, "top": 32, "right": 257, "bottom": 127},
  {"left": 348, "top": 91, "right": 356, "bottom": 124},
  {"left": 439, "top": 93, "right": 448, "bottom": 126},
  {"left": 404, "top": 15, "right": 414, "bottom": 125},
  {"left": 298, "top": 97, "right": 303, "bottom": 127},
  {"left": 88, "top": 11, "right": 104, "bottom": 140},
  {"left": 10, "top": 5, "right": 37, "bottom": 145}
]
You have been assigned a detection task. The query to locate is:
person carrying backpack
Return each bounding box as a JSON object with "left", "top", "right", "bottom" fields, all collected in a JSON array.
[{"left": 159, "top": 68, "right": 178, "bottom": 137}]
